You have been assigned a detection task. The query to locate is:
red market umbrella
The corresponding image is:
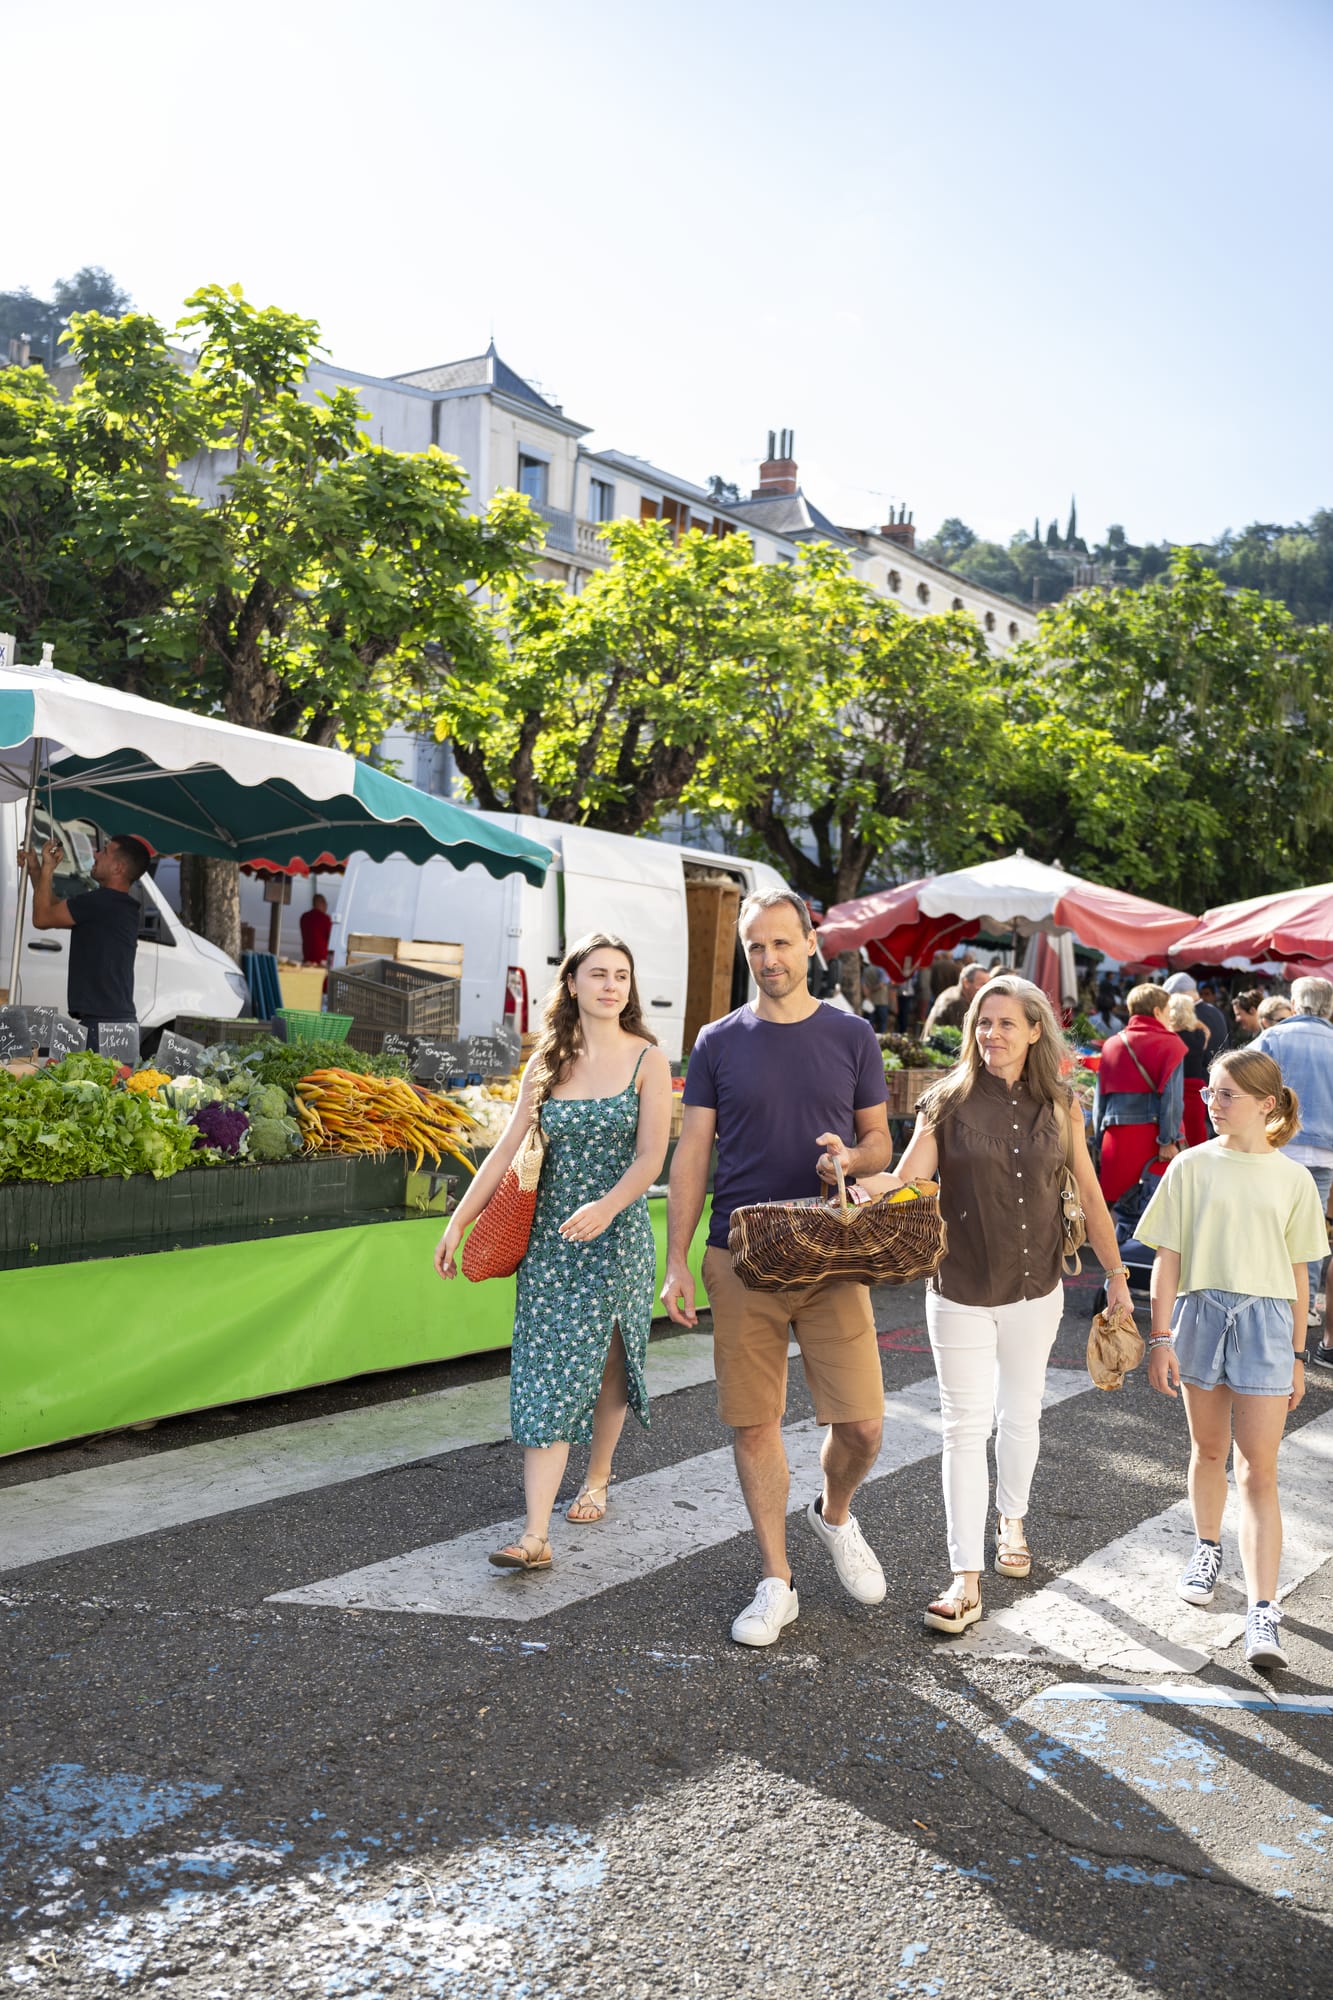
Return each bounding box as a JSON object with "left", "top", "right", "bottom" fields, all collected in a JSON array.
[
  {"left": 815, "top": 878, "right": 978, "bottom": 979},
  {"left": 821, "top": 854, "right": 1196, "bottom": 969},
  {"left": 1170, "top": 884, "right": 1333, "bottom": 969}
]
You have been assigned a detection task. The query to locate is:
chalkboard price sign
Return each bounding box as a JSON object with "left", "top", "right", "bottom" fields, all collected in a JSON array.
[
  {"left": 0, "top": 1007, "right": 32, "bottom": 1063},
  {"left": 157, "top": 1030, "right": 207, "bottom": 1074},
  {"left": 97, "top": 1021, "right": 141, "bottom": 1067},
  {"left": 465, "top": 1026, "right": 521, "bottom": 1076},
  {"left": 29, "top": 1005, "right": 58, "bottom": 1052},
  {"left": 46, "top": 1014, "right": 88, "bottom": 1061},
  {"left": 412, "top": 1037, "right": 468, "bottom": 1084},
  {"left": 381, "top": 1031, "right": 416, "bottom": 1062}
]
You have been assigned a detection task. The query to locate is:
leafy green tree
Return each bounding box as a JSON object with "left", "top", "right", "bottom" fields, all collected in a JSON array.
[
  {"left": 920, "top": 516, "right": 977, "bottom": 566},
  {"left": 0, "top": 266, "right": 131, "bottom": 366},
  {"left": 441, "top": 529, "right": 1018, "bottom": 917},
  {"left": 950, "top": 538, "right": 1023, "bottom": 601},
  {"left": 0, "top": 284, "right": 538, "bottom": 951},
  {"left": 1209, "top": 512, "right": 1333, "bottom": 626},
  {"left": 438, "top": 520, "right": 782, "bottom": 833},
  {"left": 737, "top": 551, "right": 1016, "bottom": 910},
  {"left": 1002, "top": 550, "right": 1333, "bottom": 906}
]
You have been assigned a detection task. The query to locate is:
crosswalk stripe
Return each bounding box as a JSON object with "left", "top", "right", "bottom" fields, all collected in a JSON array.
[
  {"left": 956, "top": 1404, "right": 1333, "bottom": 1673},
  {"left": 1034, "top": 1684, "right": 1333, "bottom": 1713},
  {"left": 268, "top": 1373, "right": 1089, "bottom": 1622},
  {"left": 0, "top": 1334, "right": 721, "bottom": 1574}
]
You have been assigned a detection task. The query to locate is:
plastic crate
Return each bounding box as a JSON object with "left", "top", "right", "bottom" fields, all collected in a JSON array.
[
  {"left": 326, "top": 957, "right": 460, "bottom": 1040},
  {"left": 276, "top": 1008, "right": 352, "bottom": 1043},
  {"left": 174, "top": 1015, "right": 273, "bottom": 1046}
]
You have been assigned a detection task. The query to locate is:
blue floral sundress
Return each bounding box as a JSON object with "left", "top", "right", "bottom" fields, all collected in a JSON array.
[{"left": 510, "top": 1048, "right": 656, "bottom": 1447}]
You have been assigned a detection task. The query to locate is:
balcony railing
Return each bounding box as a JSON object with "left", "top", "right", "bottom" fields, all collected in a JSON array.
[{"left": 534, "top": 503, "right": 613, "bottom": 566}]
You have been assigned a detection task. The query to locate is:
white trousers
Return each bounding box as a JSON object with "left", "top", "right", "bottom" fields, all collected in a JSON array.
[{"left": 925, "top": 1282, "right": 1064, "bottom": 1573}]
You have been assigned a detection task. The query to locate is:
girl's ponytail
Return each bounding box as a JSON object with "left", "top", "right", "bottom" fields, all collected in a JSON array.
[{"left": 1268, "top": 1083, "right": 1301, "bottom": 1149}]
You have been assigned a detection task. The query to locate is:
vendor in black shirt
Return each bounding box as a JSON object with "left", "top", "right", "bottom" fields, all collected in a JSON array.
[{"left": 21, "top": 833, "right": 151, "bottom": 1051}]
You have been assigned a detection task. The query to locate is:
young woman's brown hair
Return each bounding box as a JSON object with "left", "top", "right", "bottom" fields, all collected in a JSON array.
[
  {"left": 1126, "top": 982, "right": 1169, "bottom": 1016},
  {"left": 1210, "top": 1047, "right": 1301, "bottom": 1149},
  {"left": 524, "top": 932, "right": 657, "bottom": 1106}
]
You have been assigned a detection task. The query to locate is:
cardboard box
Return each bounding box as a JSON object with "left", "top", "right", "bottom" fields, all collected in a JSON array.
[{"left": 347, "top": 935, "right": 464, "bottom": 978}]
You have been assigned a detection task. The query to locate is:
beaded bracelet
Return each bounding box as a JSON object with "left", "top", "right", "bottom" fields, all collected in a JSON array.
[{"left": 1147, "top": 1334, "right": 1174, "bottom": 1347}]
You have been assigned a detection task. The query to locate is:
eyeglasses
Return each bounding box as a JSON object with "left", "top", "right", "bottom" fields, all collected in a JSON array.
[{"left": 1199, "top": 1087, "right": 1243, "bottom": 1105}]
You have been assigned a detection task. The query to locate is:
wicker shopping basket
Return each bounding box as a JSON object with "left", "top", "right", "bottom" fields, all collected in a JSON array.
[{"left": 728, "top": 1161, "right": 947, "bottom": 1292}]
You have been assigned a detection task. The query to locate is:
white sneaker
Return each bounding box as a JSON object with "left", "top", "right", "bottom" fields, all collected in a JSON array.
[
  {"left": 805, "top": 1497, "right": 887, "bottom": 1605},
  {"left": 731, "top": 1576, "right": 799, "bottom": 1647},
  {"left": 1245, "top": 1602, "right": 1288, "bottom": 1669}
]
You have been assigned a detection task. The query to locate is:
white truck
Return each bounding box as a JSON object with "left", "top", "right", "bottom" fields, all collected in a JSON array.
[
  {"left": 1, "top": 799, "right": 250, "bottom": 1026},
  {"left": 328, "top": 815, "right": 794, "bottom": 1061}
]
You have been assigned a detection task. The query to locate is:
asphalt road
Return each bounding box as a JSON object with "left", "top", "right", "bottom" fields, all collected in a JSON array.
[{"left": 3, "top": 1271, "right": 1330, "bottom": 1998}]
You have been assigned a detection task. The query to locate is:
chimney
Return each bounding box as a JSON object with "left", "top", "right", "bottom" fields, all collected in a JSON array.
[
  {"left": 753, "top": 427, "right": 798, "bottom": 498},
  {"left": 6, "top": 335, "right": 31, "bottom": 368},
  {"left": 879, "top": 503, "right": 916, "bottom": 551}
]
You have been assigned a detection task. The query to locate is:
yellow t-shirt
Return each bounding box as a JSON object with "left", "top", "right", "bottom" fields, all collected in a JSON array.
[{"left": 1137, "top": 1140, "right": 1330, "bottom": 1299}]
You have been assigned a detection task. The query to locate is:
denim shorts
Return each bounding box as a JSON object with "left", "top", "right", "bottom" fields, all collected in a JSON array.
[{"left": 1171, "top": 1289, "right": 1296, "bottom": 1397}]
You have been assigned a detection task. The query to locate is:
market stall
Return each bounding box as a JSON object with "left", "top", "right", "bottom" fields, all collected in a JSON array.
[
  {"left": 0, "top": 657, "right": 576, "bottom": 1453},
  {"left": 1168, "top": 882, "right": 1333, "bottom": 970}
]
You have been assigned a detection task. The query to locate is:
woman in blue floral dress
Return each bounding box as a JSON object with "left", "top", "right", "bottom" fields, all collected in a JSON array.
[{"left": 436, "top": 933, "right": 673, "bottom": 1569}]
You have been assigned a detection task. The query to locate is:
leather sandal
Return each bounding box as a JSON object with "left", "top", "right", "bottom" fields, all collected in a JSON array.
[
  {"left": 995, "top": 1516, "right": 1031, "bottom": 1578},
  {"left": 923, "top": 1576, "right": 982, "bottom": 1635},
  {"left": 489, "top": 1532, "right": 552, "bottom": 1571},
  {"left": 566, "top": 1480, "right": 611, "bottom": 1523}
]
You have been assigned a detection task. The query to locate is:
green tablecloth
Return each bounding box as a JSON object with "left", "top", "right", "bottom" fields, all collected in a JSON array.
[{"left": 0, "top": 1198, "right": 712, "bottom": 1458}]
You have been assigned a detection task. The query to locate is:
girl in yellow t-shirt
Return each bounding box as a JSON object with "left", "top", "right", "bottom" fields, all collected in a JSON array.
[{"left": 1137, "top": 1047, "right": 1327, "bottom": 1670}]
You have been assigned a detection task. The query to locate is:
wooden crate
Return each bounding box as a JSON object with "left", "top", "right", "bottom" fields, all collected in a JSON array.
[
  {"left": 885, "top": 1067, "right": 940, "bottom": 1117},
  {"left": 684, "top": 879, "right": 741, "bottom": 1050},
  {"left": 347, "top": 935, "right": 464, "bottom": 979}
]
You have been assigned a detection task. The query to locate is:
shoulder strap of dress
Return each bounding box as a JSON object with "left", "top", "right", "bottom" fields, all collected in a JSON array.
[{"left": 630, "top": 1043, "right": 650, "bottom": 1086}]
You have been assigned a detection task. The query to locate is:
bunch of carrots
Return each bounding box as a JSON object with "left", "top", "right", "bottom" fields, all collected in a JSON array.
[{"left": 294, "top": 1069, "right": 478, "bottom": 1173}]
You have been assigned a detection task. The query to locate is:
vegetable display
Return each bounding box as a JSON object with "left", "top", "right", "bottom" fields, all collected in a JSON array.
[
  {"left": 294, "top": 1070, "right": 478, "bottom": 1173},
  {"left": 0, "top": 1062, "right": 200, "bottom": 1183},
  {"left": 0, "top": 1036, "right": 483, "bottom": 1188}
]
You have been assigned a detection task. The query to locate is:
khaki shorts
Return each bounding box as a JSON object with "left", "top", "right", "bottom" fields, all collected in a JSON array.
[{"left": 701, "top": 1246, "right": 885, "bottom": 1429}]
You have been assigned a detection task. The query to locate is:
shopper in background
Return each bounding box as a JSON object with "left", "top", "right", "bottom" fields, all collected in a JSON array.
[
  {"left": 1093, "top": 984, "right": 1186, "bottom": 1208},
  {"left": 1252, "top": 976, "right": 1333, "bottom": 1353},
  {"left": 1164, "top": 971, "right": 1230, "bottom": 1057},
  {"left": 299, "top": 892, "right": 333, "bottom": 966},
  {"left": 861, "top": 958, "right": 891, "bottom": 1033},
  {"left": 1258, "top": 995, "right": 1293, "bottom": 1028},
  {"left": 1167, "top": 990, "right": 1212, "bottom": 1147},
  {"left": 923, "top": 961, "right": 990, "bottom": 1037},
  {"left": 1232, "top": 989, "right": 1263, "bottom": 1044}
]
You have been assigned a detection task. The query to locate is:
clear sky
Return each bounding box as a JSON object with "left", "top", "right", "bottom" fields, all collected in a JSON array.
[{"left": 6, "top": 0, "right": 1330, "bottom": 548}]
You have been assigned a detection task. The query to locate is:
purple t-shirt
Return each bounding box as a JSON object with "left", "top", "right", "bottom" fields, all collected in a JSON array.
[{"left": 684, "top": 1003, "right": 889, "bottom": 1247}]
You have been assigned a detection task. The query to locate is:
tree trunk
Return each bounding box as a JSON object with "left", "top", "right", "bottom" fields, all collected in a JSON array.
[
  {"left": 837, "top": 949, "right": 862, "bottom": 1012},
  {"left": 180, "top": 854, "right": 242, "bottom": 964}
]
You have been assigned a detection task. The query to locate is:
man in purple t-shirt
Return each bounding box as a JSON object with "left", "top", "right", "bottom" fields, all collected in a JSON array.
[{"left": 663, "top": 889, "right": 892, "bottom": 1647}]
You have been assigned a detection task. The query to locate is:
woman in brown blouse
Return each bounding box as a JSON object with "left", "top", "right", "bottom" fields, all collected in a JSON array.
[{"left": 890, "top": 976, "right": 1131, "bottom": 1634}]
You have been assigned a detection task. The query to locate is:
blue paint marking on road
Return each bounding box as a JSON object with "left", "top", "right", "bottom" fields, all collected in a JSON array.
[
  {"left": 1034, "top": 1682, "right": 1333, "bottom": 1714},
  {"left": 0, "top": 1763, "right": 222, "bottom": 1861},
  {"left": 900, "top": 1942, "right": 930, "bottom": 1967}
]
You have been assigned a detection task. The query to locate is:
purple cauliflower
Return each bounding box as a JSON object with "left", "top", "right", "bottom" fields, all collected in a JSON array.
[{"left": 189, "top": 1102, "right": 250, "bottom": 1155}]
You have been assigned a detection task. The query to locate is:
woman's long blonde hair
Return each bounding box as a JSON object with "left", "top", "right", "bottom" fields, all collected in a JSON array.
[
  {"left": 921, "top": 974, "right": 1072, "bottom": 1128},
  {"left": 525, "top": 931, "right": 656, "bottom": 1106},
  {"left": 1167, "top": 992, "right": 1200, "bottom": 1037},
  {"left": 1210, "top": 1047, "right": 1300, "bottom": 1148}
]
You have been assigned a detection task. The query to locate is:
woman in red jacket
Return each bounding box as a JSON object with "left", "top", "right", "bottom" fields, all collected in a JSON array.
[{"left": 1093, "top": 984, "right": 1186, "bottom": 1206}]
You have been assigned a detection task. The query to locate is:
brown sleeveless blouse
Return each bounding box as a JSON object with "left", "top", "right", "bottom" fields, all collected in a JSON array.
[{"left": 929, "top": 1067, "right": 1069, "bottom": 1307}]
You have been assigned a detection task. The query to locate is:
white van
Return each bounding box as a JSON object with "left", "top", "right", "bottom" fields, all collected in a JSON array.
[
  {"left": 329, "top": 816, "right": 794, "bottom": 1061},
  {"left": 1, "top": 800, "right": 250, "bottom": 1027}
]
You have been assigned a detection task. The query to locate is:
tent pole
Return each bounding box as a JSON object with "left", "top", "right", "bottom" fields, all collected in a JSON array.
[{"left": 6, "top": 742, "right": 42, "bottom": 1006}]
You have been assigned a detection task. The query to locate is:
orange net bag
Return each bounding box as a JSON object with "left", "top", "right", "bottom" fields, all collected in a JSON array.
[{"left": 460, "top": 1120, "right": 547, "bottom": 1282}]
